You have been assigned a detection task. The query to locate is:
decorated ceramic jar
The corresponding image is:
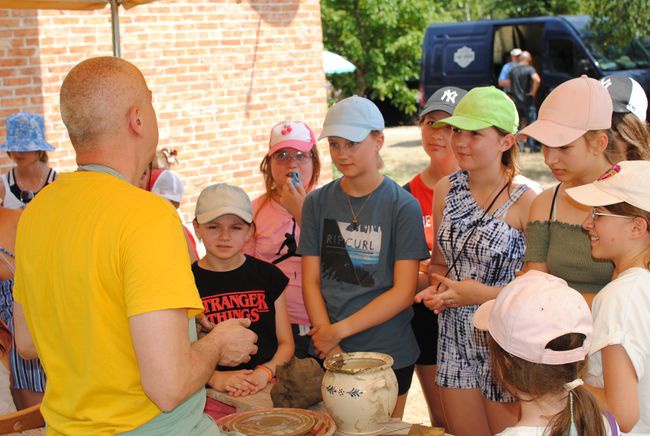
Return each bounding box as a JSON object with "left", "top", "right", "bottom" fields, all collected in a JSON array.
[{"left": 321, "top": 352, "right": 398, "bottom": 435}]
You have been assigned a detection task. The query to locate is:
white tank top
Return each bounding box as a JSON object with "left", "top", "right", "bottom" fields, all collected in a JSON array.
[
  {"left": 1, "top": 173, "right": 24, "bottom": 209},
  {"left": 0, "top": 363, "right": 16, "bottom": 414}
]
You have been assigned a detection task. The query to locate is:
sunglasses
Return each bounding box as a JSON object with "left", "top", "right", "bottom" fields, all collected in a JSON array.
[{"left": 19, "top": 190, "right": 35, "bottom": 203}]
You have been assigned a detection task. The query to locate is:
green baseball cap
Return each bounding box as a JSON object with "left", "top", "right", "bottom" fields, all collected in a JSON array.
[{"left": 433, "top": 86, "right": 519, "bottom": 134}]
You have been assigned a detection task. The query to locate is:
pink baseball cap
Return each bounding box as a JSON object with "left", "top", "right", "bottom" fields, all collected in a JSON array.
[
  {"left": 268, "top": 120, "right": 316, "bottom": 156},
  {"left": 517, "top": 75, "right": 612, "bottom": 147},
  {"left": 566, "top": 160, "right": 650, "bottom": 213},
  {"left": 473, "top": 270, "right": 592, "bottom": 365}
]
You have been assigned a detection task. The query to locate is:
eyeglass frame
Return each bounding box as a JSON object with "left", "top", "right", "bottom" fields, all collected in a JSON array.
[
  {"left": 590, "top": 207, "right": 634, "bottom": 223},
  {"left": 270, "top": 150, "right": 313, "bottom": 164}
]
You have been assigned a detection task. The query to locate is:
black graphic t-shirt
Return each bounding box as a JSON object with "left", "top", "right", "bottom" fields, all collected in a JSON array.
[{"left": 192, "top": 255, "right": 289, "bottom": 371}]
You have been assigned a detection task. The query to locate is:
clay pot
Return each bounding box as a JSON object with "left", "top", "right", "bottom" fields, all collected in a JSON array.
[{"left": 321, "top": 352, "right": 398, "bottom": 435}]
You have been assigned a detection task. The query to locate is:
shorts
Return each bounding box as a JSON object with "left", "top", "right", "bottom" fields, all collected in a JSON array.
[
  {"left": 291, "top": 323, "right": 313, "bottom": 359},
  {"left": 394, "top": 364, "right": 415, "bottom": 396},
  {"left": 436, "top": 305, "right": 514, "bottom": 402},
  {"left": 411, "top": 302, "right": 438, "bottom": 365}
]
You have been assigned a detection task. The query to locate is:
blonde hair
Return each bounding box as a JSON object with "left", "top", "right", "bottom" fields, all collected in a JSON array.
[
  {"left": 611, "top": 113, "right": 650, "bottom": 160},
  {"left": 584, "top": 129, "right": 622, "bottom": 165},
  {"left": 606, "top": 201, "right": 650, "bottom": 269}
]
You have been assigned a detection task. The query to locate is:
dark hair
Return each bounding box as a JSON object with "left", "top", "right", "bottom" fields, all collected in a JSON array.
[
  {"left": 255, "top": 146, "right": 321, "bottom": 221},
  {"left": 611, "top": 112, "right": 650, "bottom": 161},
  {"left": 605, "top": 202, "right": 650, "bottom": 269},
  {"left": 489, "top": 334, "right": 606, "bottom": 436}
]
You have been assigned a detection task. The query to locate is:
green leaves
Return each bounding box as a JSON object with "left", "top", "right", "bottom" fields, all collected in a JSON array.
[{"left": 322, "top": 0, "right": 450, "bottom": 115}]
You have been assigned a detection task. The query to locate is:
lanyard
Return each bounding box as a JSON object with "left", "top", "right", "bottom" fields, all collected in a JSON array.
[{"left": 77, "top": 164, "right": 126, "bottom": 181}]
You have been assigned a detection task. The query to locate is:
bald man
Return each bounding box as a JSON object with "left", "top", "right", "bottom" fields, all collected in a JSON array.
[
  {"left": 508, "top": 51, "right": 541, "bottom": 151},
  {"left": 12, "top": 57, "right": 257, "bottom": 435}
]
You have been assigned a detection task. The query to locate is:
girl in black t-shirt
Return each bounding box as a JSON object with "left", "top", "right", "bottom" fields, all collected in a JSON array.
[{"left": 192, "top": 183, "right": 293, "bottom": 418}]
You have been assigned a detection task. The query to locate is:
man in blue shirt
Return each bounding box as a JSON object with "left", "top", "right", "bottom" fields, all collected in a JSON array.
[{"left": 497, "top": 48, "right": 522, "bottom": 93}]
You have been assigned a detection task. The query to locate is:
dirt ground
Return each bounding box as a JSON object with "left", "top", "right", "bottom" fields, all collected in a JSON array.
[{"left": 380, "top": 126, "right": 554, "bottom": 425}]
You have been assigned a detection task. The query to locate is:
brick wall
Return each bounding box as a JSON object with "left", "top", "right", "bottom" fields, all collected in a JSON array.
[{"left": 0, "top": 0, "right": 331, "bottom": 220}]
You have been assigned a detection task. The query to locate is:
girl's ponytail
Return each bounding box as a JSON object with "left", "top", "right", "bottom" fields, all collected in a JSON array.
[{"left": 547, "top": 383, "right": 606, "bottom": 436}]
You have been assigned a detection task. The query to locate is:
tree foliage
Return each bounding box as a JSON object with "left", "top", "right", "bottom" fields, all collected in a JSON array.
[
  {"left": 321, "top": 0, "right": 450, "bottom": 115},
  {"left": 321, "top": 0, "right": 648, "bottom": 117},
  {"left": 587, "top": 0, "right": 650, "bottom": 47}
]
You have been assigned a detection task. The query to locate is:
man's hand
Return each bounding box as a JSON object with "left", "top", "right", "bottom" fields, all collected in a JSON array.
[{"left": 207, "top": 318, "right": 258, "bottom": 367}]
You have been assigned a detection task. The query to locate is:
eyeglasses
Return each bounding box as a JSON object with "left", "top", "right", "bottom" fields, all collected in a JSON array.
[
  {"left": 590, "top": 208, "right": 633, "bottom": 222},
  {"left": 271, "top": 150, "right": 312, "bottom": 164},
  {"left": 328, "top": 140, "right": 360, "bottom": 152}
]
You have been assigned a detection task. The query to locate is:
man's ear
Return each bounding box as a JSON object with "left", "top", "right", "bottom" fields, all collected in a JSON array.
[{"left": 128, "top": 105, "right": 143, "bottom": 135}]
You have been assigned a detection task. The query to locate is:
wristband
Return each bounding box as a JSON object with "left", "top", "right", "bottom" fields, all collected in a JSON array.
[{"left": 256, "top": 364, "right": 273, "bottom": 382}]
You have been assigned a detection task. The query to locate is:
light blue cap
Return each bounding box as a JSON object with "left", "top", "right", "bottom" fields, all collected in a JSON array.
[{"left": 319, "top": 96, "right": 385, "bottom": 142}]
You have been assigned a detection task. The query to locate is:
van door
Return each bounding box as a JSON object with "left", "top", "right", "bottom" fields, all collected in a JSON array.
[{"left": 421, "top": 22, "right": 493, "bottom": 101}]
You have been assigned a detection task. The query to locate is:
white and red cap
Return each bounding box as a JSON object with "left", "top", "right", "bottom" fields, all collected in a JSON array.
[
  {"left": 566, "top": 160, "right": 650, "bottom": 213},
  {"left": 473, "top": 270, "right": 592, "bottom": 365},
  {"left": 269, "top": 120, "right": 316, "bottom": 156}
]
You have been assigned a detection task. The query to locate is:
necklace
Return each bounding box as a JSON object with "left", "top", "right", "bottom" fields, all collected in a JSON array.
[
  {"left": 12, "top": 168, "right": 47, "bottom": 204},
  {"left": 346, "top": 192, "right": 373, "bottom": 231}
]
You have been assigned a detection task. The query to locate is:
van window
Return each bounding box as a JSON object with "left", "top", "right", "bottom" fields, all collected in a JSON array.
[
  {"left": 564, "top": 15, "right": 650, "bottom": 71},
  {"left": 548, "top": 39, "right": 574, "bottom": 74}
]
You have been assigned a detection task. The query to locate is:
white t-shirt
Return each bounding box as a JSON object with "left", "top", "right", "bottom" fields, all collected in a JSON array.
[
  {"left": 587, "top": 267, "right": 650, "bottom": 434},
  {"left": 497, "top": 415, "right": 616, "bottom": 435}
]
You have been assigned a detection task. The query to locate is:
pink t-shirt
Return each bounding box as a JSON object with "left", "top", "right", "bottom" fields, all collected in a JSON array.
[{"left": 246, "top": 196, "right": 310, "bottom": 326}]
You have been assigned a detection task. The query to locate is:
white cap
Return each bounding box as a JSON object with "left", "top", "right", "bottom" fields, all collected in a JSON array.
[
  {"left": 195, "top": 183, "right": 252, "bottom": 224},
  {"left": 566, "top": 160, "right": 650, "bottom": 213},
  {"left": 510, "top": 48, "right": 522, "bottom": 57},
  {"left": 319, "top": 96, "right": 385, "bottom": 142},
  {"left": 474, "top": 270, "right": 592, "bottom": 365},
  {"left": 600, "top": 75, "right": 648, "bottom": 122},
  {"left": 151, "top": 170, "right": 184, "bottom": 203}
]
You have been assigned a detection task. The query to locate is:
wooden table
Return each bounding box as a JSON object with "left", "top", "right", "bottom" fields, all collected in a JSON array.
[{"left": 206, "top": 387, "right": 415, "bottom": 435}]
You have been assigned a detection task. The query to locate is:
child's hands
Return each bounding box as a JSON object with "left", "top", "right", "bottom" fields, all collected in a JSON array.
[
  {"left": 415, "top": 283, "right": 449, "bottom": 314},
  {"left": 195, "top": 314, "right": 214, "bottom": 339},
  {"left": 309, "top": 324, "right": 342, "bottom": 359},
  {"left": 208, "top": 370, "right": 260, "bottom": 397},
  {"left": 276, "top": 177, "right": 307, "bottom": 221},
  {"left": 250, "top": 366, "right": 271, "bottom": 391}
]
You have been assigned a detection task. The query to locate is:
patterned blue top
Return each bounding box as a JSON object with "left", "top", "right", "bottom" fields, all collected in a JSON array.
[
  {"left": 438, "top": 170, "right": 528, "bottom": 286},
  {"left": 0, "top": 246, "right": 46, "bottom": 392}
]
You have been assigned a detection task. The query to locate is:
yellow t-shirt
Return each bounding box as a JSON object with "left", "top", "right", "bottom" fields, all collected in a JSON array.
[{"left": 13, "top": 172, "right": 204, "bottom": 435}]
